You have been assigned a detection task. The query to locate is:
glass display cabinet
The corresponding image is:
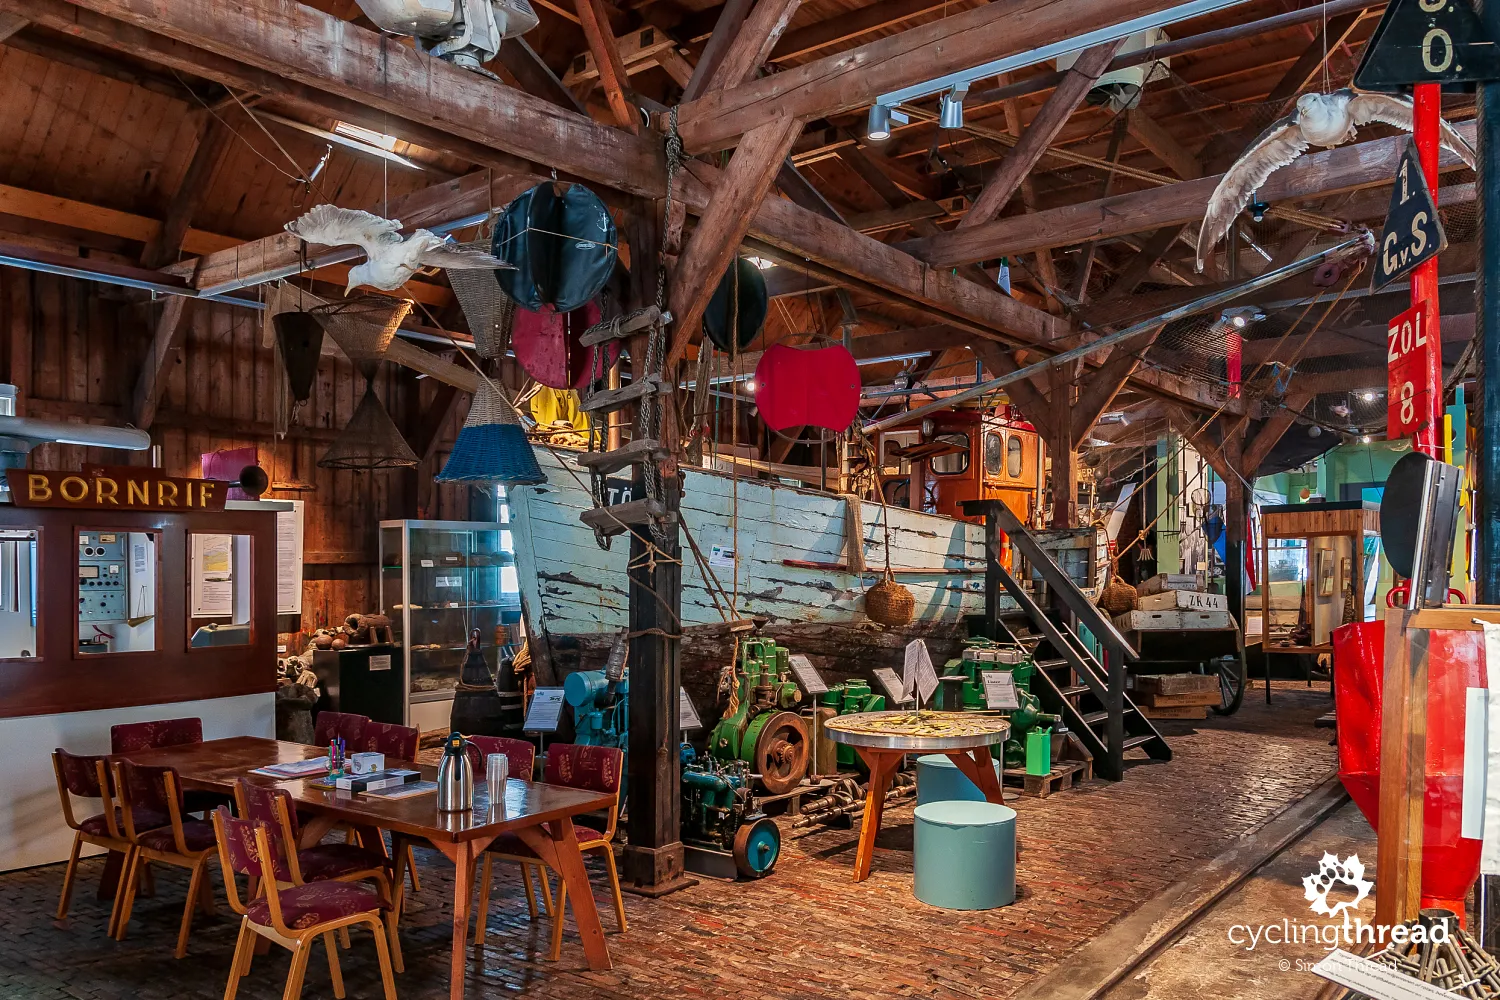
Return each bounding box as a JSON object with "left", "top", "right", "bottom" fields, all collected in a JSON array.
[{"left": 378, "top": 518, "right": 521, "bottom": 731}]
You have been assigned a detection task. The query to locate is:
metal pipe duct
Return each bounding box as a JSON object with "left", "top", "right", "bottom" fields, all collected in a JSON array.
[{"left": 0, "top": 416, "right": 151, "bottom": 451}]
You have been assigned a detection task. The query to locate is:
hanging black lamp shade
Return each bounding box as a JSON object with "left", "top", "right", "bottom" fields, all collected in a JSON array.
[
  {"left": 491, "top": 182, "right": 617, "bottom": 313},
  {"left": 703, "top": 257, "right": 768, "bottom": 352},
  {"left": 273, "top": 311, "right": 324, "bottom": 404}
]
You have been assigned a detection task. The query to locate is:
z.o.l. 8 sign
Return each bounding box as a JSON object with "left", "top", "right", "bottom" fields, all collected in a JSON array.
[{"left": 1387, "top": 301, "right": 1433, "bottom": 437}]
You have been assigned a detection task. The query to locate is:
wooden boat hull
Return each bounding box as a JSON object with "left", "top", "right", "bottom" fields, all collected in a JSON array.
[{"left": 509, "top": 448, "right": 1011, "bottom": 716}]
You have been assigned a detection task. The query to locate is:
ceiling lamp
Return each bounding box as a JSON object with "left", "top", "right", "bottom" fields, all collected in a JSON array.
[
  {"left": 865, "top": 104, "right": 908, "bottom": 141},
  {"left": 938, "top": 85, "right": 968, "bottom": 129}
]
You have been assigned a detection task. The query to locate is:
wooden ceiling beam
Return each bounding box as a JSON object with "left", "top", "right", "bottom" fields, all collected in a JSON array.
[
  {"left": 681, "top": 0, "right": 753, "bottom": 102},
  {"left": 0, "top": 12, "right": 24, "bottom": 41},
  {"left": 960, "top": 39, "right": 1123, "bottom": 229},
  {"left": 1124, "top": 109, "right": 1201, "bottom": 181},
  {"left": 496, "top": 37, "right": 587, "bottom": 113},
  {"left": 768, "top": 0, "right": 949, "bottom": 64},
  {"left": 674, "top": 0, "right": 1203, "bottom": 154},
  {"left": 55, "top": 0, "right": 663, "bottom": 193},
  {"left": 1070, "top": 326, "right": 1164, "bottom": 448},
  {"left": 905, "top": 122, "right": 1477, "bottom": 267},
  {"left": 668, "top": 114, "right": 806, "bottom": 364},
  {"left": 1241, "top": 392, "right": 1313, "bottom": 474},
  {"left": 132, "top": 295, "right": 193, "bottom": 430},
  {"left": 703, "top": 0, "right": 802, "bottom": 94},
  {"left": 574, "top": 0, "right": 639, "bottom": 131},
  {"left": 140, "top": 115, "right": 231, "bottom": 269}
]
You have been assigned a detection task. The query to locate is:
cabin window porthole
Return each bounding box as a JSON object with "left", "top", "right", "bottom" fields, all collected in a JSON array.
[
  {"left": 984, "top": 432, "right": 1003, "bottom": 476},
  {"left": 930, "top": 433, "right": 970, "bottom": 475},
  {"left": 1007, "top": 435, "right": 1024, "bottom": 479}
]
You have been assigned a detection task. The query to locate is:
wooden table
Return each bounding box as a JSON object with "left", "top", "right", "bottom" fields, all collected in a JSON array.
[
  {"left": 126, "top": 737, "right": 615, "bottom": 1000},
  {"left": 824, "top": 713, "right": 1010, "bottom": 882}
]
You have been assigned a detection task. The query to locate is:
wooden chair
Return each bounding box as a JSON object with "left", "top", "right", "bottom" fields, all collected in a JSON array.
[
  {"left": 312, "top": 711, "right": 369, "bottom": 748},
  {"left": 463, "top": 737, "right": 553, "bottom": 945},
  {"left": 52, "top": 748, "right": 158, "bottom": 933},
  {"left": 110, "top": 717, "right": 228, "bottom": 815},
  {"left": 212, "top": 808, "right": 397, "bottom": 1000},
  {"left": 350, "top": 721, "right": 423, "bottom": 895},
  {"left": 111, "top": 759, "right": 219, "bottom": 957},
  {"left": 234, "top": 778, "right": 404, "bottom": 972},
  {"left": 478, "top": 744, "right": 625, "bottom": 961}
]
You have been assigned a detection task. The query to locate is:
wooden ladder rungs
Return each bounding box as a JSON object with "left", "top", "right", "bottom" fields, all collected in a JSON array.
[
  {"left": 573, "top": 438, "right": 666, "bottom": 475},
  {"left": 581, "top": 376, "right": 661, "bottom": 414},
  {"left": 578, "top": 307, "right": 664, "bottom": 347},
  {"left": 579, "top": 499, "right": 675, "bottom": 537}
]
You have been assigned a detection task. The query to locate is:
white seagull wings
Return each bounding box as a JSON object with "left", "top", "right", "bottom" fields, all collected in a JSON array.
[
  {"left": 284, "top": 204, "right": 511, "bottom": 293},
  {"left": 1195, "top": 116, "right": 1308, "bottom": 272}
]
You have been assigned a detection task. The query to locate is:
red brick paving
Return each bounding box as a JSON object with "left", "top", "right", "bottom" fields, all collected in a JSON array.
[{"left": 0, "top": 683, "right": 1338, "bottom": 999}]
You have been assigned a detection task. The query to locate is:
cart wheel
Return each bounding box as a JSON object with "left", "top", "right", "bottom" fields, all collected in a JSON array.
[
  {"left": 732, "top": 816, "right": 780, "bottom": 878},
  {"left": 1213, "top": 653, "right": 1246, "bottom": 716}
]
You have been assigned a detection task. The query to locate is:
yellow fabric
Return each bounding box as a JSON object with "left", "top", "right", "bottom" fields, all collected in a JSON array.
[{"left": 529, "top": 388, "right": 588, "bottom": 431}]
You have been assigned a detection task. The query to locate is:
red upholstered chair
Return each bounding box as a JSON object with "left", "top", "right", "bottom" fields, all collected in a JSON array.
[
  {"left": 111, "top": 759, "right": 219, "bottom": 957},
  {"left": 109, "top": 717, "right": 227, "bottom": 814},
  {"left": 355, "top": 721, "right": 418, "bottom": 759},
  {"left": 313, "top": 711, "right": 369, "bottom": 749},
  {"left": 462, "top": 735, "right": 535, "bottom": 780},
  {"left": 110, "top": 717, "right": 203, "bottom": 753},
  {"left": 52, "top": 749, "right": 161, "bottom": 932},
  {"left": 234, "top": 779, "right": 404, "bottom": 973},
  {"left": 212, "top": 808, "right": 397, "bottom": 1000},
  {"left": 474, "top": 743, "right": 625, "bottom": 960},
  {"left": 460, "top": 736, "right": 553, "bottom": 941}
]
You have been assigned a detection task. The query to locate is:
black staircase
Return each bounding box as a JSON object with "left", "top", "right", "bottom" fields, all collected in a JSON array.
[{"left": 963, "top": 501, "right": 1171, "bottom": 781}]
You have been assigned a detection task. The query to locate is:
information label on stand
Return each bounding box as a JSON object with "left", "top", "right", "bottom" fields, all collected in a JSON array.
[
  {"left": 983, "top": 671, "right": 1021, "bottom": 710},
  {"left": 523, "top": 688, "right": 566, "bottom": 732},
  {"left": 1373, "top": 141, "right": 1446, "bottom": 290},
  {"left": 873, "top": 667, "right": 912, "bottom": 705},
  {"left": 1354, "top": 0, "right": 1500, "bottom": 92},
  {"left": 679, "top": 688, "right": 703, "bottom": 730},
  {"left": 787, "top": 654, "right": 828, "bottom": 695},
  {"left": 368, "top": 654, "right": 391, "bottom": 672},
  {"left": 1387, "top": 300, "right": 1435, "bottom": 437}
]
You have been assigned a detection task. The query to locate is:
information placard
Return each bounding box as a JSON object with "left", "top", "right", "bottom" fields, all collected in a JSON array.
[
  {"left": 982, "top": 671, "right": 1021, "bottom": 710},
  {"left": 523, "top": 688, "right": 566, "bottom": 732},
  {"left": 679, "top": 688, "right": 703, "bottom": 730},
  {"left": 873, "top": 667, "right": 912, "bottom": 705},
  {"left": 788, "top": 654, "right": 828, "bottom": 696}
]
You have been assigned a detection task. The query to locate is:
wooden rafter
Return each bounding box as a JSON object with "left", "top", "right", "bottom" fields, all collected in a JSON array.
[
  {"left": 575, "top": 0, "right": 639, "bottom": 131},
  {"left": 667, "top": 114, "right": 806, "bottom": 365},
  {"left": 495, "top": 37, "right": 587, "bottom": 113},
  {"left": 1125, "top": 109, "right": 1201, "bottom": 181},
  {"left": 1070, "top": 326, "right": 1165, "bottom": 449},
  {"left": 411, "top": 382, "right": 465, "bottom": 461},
  {"left": 1241, "top": 392, "right": 1313, "bottom": 475},
  {"left": 674, "top": 0, "right": 1197, "bottom": 153},
  {"left": 702, "top": 0, "right": 802, "bottom": 94},
  {"left": 0, "top": 12, "right": 23, "bottom": 41},
  {"left": 769, "top": 0, "right": 949, "bottom": 64},
  {"left": 681, "top": 0, "right": 753, "bottom": 102},
  {"left": 959, "top": 39, "right": 1122, "bottom": 229},
  {"left": 140, "top": 115, "right": 231, "bottom": 269},
  {"left": 132, "top": 294, "right": 193, "bottom": 430}
]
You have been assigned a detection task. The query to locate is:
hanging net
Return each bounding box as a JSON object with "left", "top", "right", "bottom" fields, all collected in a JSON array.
[
  {"left": 317, "top": 383, "right": 420, "bottom": 470},
  {"left": 311, "top": 295, "right": 411, "bottom": 373},
  {"left": 446, "top": 241, "right": 515, "bottom": 359}
]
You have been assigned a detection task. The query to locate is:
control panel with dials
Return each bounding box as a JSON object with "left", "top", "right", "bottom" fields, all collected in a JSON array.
[{"left": 78, "top": 532, "right": 127, "bottom": 622}]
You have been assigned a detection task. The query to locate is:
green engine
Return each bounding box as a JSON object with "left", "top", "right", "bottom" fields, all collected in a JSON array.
[
  {"left": 819, "top": 680, "right": 886, "bottom": 769},
  {"left": 709, "top": 638, "right": 810, "bottom": 794},
  {"left": 941, "top": 638, "right": 1059, "bottom": 770}
]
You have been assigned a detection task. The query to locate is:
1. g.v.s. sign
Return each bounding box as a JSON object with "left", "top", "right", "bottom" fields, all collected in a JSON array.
[{"left": 5, "top": 468, "right": 228, "bottom": 511}]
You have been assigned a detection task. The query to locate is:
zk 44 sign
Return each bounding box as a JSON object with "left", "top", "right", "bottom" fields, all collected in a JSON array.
[{"left": 1387, "top": 301, "right": 1435, "bottom": 437}]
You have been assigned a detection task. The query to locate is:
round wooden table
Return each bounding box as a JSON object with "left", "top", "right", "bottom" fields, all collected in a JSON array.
[{"left": 825, "top": 711, "right": 1010, "bottom": 882}]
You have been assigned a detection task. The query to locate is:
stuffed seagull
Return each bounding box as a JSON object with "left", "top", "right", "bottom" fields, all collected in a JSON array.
[
  {"left": 1196, "top": 89, "right": 1476, "bottom": 271},
  {"left": 285, "top": 204, "right": 512, "bottom": 293}
]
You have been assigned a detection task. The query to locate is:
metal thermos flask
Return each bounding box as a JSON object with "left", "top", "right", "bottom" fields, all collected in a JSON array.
[{"left": 436, "top": 731, "right": 474, "bottom": 812}]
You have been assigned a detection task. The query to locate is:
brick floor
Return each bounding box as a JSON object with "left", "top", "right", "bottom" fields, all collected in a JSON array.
[{"left": 0, "top": 683, "right": 1338, "bottom": 1000}]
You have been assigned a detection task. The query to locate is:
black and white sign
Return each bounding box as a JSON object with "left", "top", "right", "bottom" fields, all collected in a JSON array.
[
  {"left": 1354, "top": 0, "right": 1500, "bottom": 92},
  {"left": 982, "top": 671, "right": 1021, "bottom": 710},
  {"left": 1373, "top": 141, "right": 1447, "bottom": 290},
  {"left": 679, "top": 687, "right": 703, "bottom": 730},
  {"left": 523, "top": 687, "right": 566, "bottom": 732},
  {"left": 787, "top": 653, "right": 828, "bottom": 696},
  {"left": 368, "top": 653, "right": 392, "bottom": 672},
  {"left": 872, "top": 667, "right": 912, "bottom": 705},
  {"left": 604, "top": 477, "right": 636, "bottom": 506}
]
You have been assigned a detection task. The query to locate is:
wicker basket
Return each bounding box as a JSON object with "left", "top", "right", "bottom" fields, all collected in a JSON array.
[
  {"left": 865, "top": 569, "right": 915, "bottom": 627},
  {"left": 1097, "top": 575, "right": 1138, "bottom": 615}
]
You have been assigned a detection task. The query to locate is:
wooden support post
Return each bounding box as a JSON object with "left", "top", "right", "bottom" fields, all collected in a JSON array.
[
  {"left": 1222, "top": 427, "right": 1248, "bottom": 636},
  {"left": 1374, "top": 612, "right": 1426, "bottom": 929},
  {"left": 132, "top": 294, "right": 193, "bottom": 430},
  {"left": 1104, "top": 646, "right": 1125, "bottom": 787},
  {"left": 1048, "top": 364, "right": 1077, "bottom": 529},
  {"left": 575, "top": 0, "right": 638, "bottom": 131},
  {"left": 622, "top": 200, "right": 689, "bottom": 895}
]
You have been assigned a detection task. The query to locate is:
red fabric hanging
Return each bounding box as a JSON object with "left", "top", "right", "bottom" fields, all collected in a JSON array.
[
  {"left": 511, "top": 302, "right": 616, "bottom": 390},
  {"left": 752, "top": 343, "right": 860, "bottom": 433}
]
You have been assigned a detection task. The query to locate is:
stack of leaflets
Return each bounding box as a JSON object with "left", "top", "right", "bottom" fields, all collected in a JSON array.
[{"left": 331, "top": 769, "right": 421, "bottom": 793}]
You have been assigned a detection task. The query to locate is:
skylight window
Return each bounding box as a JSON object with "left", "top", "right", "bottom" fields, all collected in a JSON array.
[{"left": 332, "top": 122, "right": 400, "bottom": 151}]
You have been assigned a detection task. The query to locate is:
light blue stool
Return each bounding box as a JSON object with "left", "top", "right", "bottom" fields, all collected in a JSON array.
[
  {"left": 912, "top": 800, "right": 1017, "bottom": 910},
  {"left": 915, "top": 753, "right": 1002, "bottom": 805}
]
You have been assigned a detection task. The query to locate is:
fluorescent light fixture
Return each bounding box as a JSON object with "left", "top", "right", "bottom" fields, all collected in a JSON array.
[
  {"left": 333, "top": 121, "right": 400, "bottom": 151},
  {"left": 744, "top": 255, "right": 776, "bottom": 270},
  {"left": 876, "top": 0, "right": 1257, "bottom": 108}
]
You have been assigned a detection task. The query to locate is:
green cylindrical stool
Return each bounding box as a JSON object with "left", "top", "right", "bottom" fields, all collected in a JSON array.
[
  {"left": 915, "top": 753, "right": 1002, "bottom": 805},
  {"left": 913, "top": 800, "right": 1017, "bottom": 910}
]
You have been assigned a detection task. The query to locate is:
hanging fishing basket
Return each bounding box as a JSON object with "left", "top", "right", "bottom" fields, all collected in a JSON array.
[
  {"left": 311, "top": 295, "right": 411, "bottom": 372},
  {"left": 865, "top": 568, "right": 915, "bottom": 628},
  {"left": 446, "top": 241, "right": 516, "bottom": 359},
  {"left": 1097, "top": 574, "right": 1138, "bottom": 615},
  {"left": 435, "top": 378, "right": 546, "bottom": 485}
]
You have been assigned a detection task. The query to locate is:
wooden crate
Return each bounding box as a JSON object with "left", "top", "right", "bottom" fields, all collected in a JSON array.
[
  {"left": 1136, "top": 674, "right": 1219, "bottom": 697},
  {"left": 1141, "top": 691, "right": 1221, "bottom": 708},
  {"left": 1139, "top": 704, "right": 1209, "bottom": 720},
  {"left": 1003, "top": 759, "right": 1092, "bottom": 797}
]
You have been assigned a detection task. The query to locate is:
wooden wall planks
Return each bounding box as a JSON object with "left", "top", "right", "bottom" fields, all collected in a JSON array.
[{"left": 0, "top": 269, "right": 480, "bottom": 631}]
